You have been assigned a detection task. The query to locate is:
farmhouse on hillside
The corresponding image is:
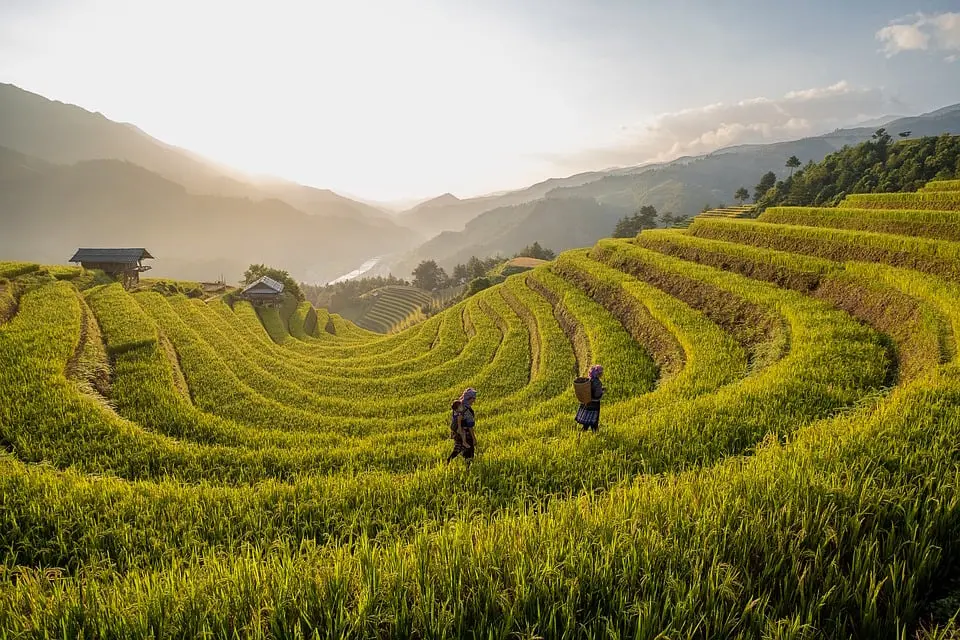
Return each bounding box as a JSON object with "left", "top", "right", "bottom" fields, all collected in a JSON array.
[
  {"left": 240, "top": 275, "right": 285, "bottom": 305},
  {"left": 69, "top": 247, "right": 154, "bottom": 288}
]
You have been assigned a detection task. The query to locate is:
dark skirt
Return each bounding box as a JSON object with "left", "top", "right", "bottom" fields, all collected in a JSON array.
[
  {"left": 575, "top": 403, "right": 600, "bottom": 426},
  {"left": 450, "top": 428, "right": 475, "bottom": 459}
]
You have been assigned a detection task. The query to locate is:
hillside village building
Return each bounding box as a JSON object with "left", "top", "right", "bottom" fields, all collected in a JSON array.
[
  {"left": 69, "top": 248, "right": 153, "bottom": 288},
  {"left": 240, "top": 275, "right": 285, "bottom": 305}
]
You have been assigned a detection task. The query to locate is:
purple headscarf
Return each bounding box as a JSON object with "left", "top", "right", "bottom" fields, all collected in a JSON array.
[
  {"left": 588, "top": 364, "right": 604, "bottom": 379},
  {"left": 460, "top": 388, "right": 477, "bottom": 404}
]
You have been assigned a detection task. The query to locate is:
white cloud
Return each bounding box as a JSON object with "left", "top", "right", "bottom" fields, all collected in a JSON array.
[
  {"left": 549, "top": 81, "right": 892, "bottom": 171},
  {"left": 876, "top": 12, "right": 960, "bottom": 58},
  {"left": 876, "top": 23, "right": 930, "bottom": 55}
]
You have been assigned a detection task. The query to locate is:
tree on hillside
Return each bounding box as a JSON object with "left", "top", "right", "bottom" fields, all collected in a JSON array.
[
  {"left": 734, "top": 187, "right": 749, "bottom": 205},
  {"left": 243, "top": 264, "right": 304, "bottom": 302},
  {"left": 613, "top": 216, "right": 635, "bottom": 238},
  {"left": 449, "top": 255, "right": 504, "bottom": 285},
  {"left": 452, "top": 263, "right": 469, "bottom": 286},
  {"left": 659, "top": 212, "right": 677, "bottom": 227},
  {"left": 613, "top": 205, "right": 659, "bottom": 238},
  {"left": 412, "top": 260, "right": 448, "bottom": 292},
  {"left": 754, "top": 171, "right": 777, "bottom": 202},
  {"left": 871, "top": 128, "right": 893, "bottom": 165},
  {"left": 515, "top": 242, "right": 556, "bottom": 261},
  {"left": 637, "top": 204, "right": 658, "bottom": 229},
  {"left": 466, "top": 256, "right": 489, "bottom": 280},
  {"left": 899, "top": 131, "right": 912, "bottom": 138},
  {"left": 785, "top": 155, "right": 801, "bottom": 178},
  {"left": 466, "top": 276, "right": 493, "bottom": 297}
]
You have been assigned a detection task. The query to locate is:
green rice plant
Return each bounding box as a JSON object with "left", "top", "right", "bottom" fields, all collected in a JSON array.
[
  {"left": 288, "top": 301, "right": 318, "bottom": 340},
  {"left": 143, "top": 288, "right": 556, "bottom": 425},
  {"left": 67, "top": 294, "right": 111, "bottom": 397},
  {"left": 256, "top": 304, "right": 291, "bottom": 344},
  {"left": 636, "top": 229, "right": 948, "bottom": 381},
  {"left": 840, "top": 191, "right": 960, "bottom": 211},
  {"left": 314, "top": 306, "right": 331, "bottom": 336},
  {"left": 0, "top": 281, "right": 14, "bottom": 324},
  {"left": 329, "top": 313, "right": 378, "bottom": 340},
  {"left": 233, "top": 300, "right": 413, "bottom": 359},
  {"left": 498, "top": 275, "right": 574, "bottom": 408},
  {"left": 688, "top": 217, "right": 960, "bottom": 281},
  {"left": 531, "top": 261, "right": 748, "bottom": 421},
  {"left": 41, "top": 264, "right": 84, "bottom": 280},
  {"left": 212, "top": 299, "right": 452, "bottom": 376},
  {"left": 637, "top": 227, "right": 839, "bottom": 290},
  {"left": 552, "top": 251, "right": 675, "bottom": 390},
  {"left": 586, "top": 242, "right": 789, "bottom": 373},
  {"left": 162, "top": 295, "right": 499, "bottom": 412},
  {"left": 223, "top": 300, "right": 447, "bottom": 383},
  {"left": 354, "top": 285, "right": 433, "bottom": 333},
  {"left": 5, "top": 351, "right": 959, "bottom": 637},
  {"left": 5, "top": 286, "right": 458, "bottom": 485},
  {"left": 84, "top": 284, "right": 158, "bottom": 355},
  {"left": 0, "top": 261, "right": 39, "bottom": 279},
  {"left": 760, "top": 206, "right": 960, "bottom": 241},
  {"left": 138, "top": 277, "right": 204, "bottom": 298},
  {"left": 584, "top": 240, "right": 889, "bottom": 461},
  {"left": 919, "top": 179, "right": 960, "bottom": 193}
]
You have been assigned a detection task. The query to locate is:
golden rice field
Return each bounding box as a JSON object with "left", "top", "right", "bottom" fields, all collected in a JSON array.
[{"left": 3, "top": 181, "right": 960, "bottom": 637}]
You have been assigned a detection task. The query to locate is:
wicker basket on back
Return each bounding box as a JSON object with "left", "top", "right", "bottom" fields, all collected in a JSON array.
[{"left": 573, "top": 377, "right": 592, "bottom": 404}]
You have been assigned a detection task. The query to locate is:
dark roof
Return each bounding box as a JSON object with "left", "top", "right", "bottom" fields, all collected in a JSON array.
[
  {"left": 241, "top": 275, "right": 285, "bottom": 295},
  {"left": 69, "top": 248, "right": 154, "bottom": 264}
]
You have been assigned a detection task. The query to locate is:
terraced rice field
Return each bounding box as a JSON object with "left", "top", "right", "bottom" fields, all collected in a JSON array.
[
  {"left": 352, "top": 285, "right": 435, "bottom": 333},
  {"left": 2, "top": 179, "right": 960, "bottom": 636},
  {"left": 671, "top": 205, "right": 755, "bottom": 229}
]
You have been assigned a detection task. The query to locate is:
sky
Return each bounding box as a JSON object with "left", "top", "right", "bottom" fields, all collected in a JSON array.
[{"left": 1, "top": 0, "right": 959, "bottom": 203}]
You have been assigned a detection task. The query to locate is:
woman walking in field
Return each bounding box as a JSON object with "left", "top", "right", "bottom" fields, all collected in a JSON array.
[
  {"left": 575, "top": 365, "right": 605, "bottom": 432},
  {"left": 446, "top": 388, "right": 478, "bottom": 467}
]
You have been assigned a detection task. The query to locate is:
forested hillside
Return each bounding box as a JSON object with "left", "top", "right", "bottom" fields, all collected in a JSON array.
[{"left": 756, "top": 131, "right": 960, "bottom": 209}]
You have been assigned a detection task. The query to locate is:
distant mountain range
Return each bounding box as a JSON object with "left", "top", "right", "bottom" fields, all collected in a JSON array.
[
  {"left": 3, "top": 81, "right": 960, "bottom": 284},
  {"left": 0, "top": 83, "right": 421, "bottom": 282},
  {"left": 391, "top": 104, "right": 960, "bottom": 275}
]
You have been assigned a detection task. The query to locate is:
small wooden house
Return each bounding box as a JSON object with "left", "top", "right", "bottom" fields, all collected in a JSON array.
[
  {"left": 240, "top": 275, "right": 285, "bottom": 306},
  {"left": 69, "top": 248, "right": 154, "bottom": 288}
]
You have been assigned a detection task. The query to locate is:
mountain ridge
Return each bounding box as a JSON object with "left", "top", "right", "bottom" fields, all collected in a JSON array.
[
  {"left": 0, "top": 83, "right": 400, "bottom": 223},
  {"left": 0, "top": 83, "right": 424, "bottom": 282},
  {"left": 390, "top": 105, "right": 960, "bottom": 278},
  {"left": 0, "top": 149, "right": 419, "bottom": 283}
]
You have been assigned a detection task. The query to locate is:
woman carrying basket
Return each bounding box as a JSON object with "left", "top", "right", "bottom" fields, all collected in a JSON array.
[
  {"left": 447, "top": 388, "right": 478, "bottom": 467},
  {"left": 575, "top": 365, "right": 604, "bottom": 432}
]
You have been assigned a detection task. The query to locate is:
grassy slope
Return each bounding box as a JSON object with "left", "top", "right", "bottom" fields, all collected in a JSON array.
[{"left": 2, "top": 181, "right": 960, "bottom": 637}]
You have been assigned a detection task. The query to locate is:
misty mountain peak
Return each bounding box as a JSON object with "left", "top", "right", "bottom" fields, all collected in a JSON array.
[{"left": 418, "top": 193, "right": 461, "bottom": 209}]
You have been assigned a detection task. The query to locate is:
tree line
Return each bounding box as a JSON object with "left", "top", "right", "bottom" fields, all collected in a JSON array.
[
  {"left": 411, "top": 242, "right": 557, "bottom": 292},
  {"left": 732, "top": 130, "right": 960, "bottom": 212},
  {"left": 612, "top": 205, "right": 689, "bottom": 237}
]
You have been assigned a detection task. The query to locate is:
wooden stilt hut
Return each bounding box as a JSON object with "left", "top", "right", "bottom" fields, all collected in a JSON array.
[
  {"left": 239, "top": 275, "right": 285, "bottom": 306},
  {"left": 69, "top": 248, "right": 154, "bottom": 289}
]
